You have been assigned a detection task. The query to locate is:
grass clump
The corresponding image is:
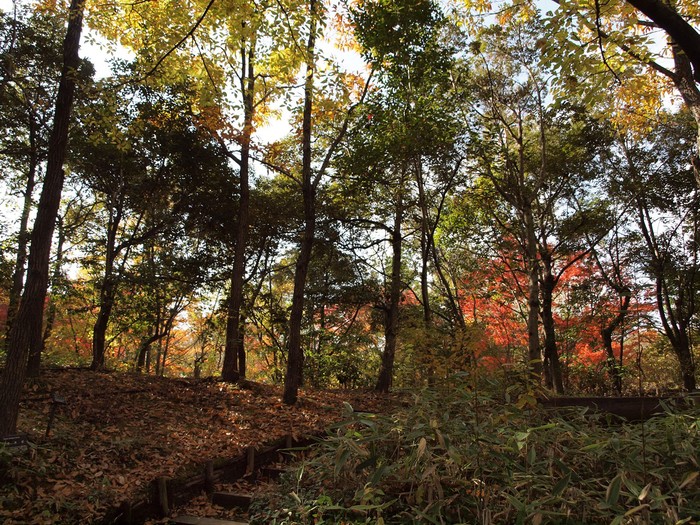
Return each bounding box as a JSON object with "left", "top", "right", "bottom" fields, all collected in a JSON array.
[{"left": 249, "top": 378, "right": 700, "bottom": 524}]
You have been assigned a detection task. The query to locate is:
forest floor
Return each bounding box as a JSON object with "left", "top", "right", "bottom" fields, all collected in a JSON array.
[{"left": 0, "top": 369, "right": 405, "bottom": 525}]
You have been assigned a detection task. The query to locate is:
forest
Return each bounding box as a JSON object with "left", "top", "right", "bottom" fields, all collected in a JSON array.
[
  {"left": 2, "top": 0, "right": 700, "bottom": 423},
  {"left": 1, "top": 0, "right": 700, "bottom": 522}
]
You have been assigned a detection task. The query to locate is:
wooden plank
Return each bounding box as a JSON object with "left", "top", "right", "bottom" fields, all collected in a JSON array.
[
  {"left": 539, "top": 396, "right": 666, "bottom": 421},
  {"left": 260, "top": 466, "right": 286, "bottom": 479},
  {"left": 212, "top": 492, "right": 252, "bottom": 509},
  {"left": 171, "top": 515, "right": 248, "bottom": 525}
]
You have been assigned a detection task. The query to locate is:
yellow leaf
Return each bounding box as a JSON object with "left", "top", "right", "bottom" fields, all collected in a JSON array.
[{"left": 679, "top": 471, "right": 699, "bottom": 490}]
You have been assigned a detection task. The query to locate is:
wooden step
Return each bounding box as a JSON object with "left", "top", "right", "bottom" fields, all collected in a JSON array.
[
  {"left": 259, "top": 466, "right": 286, "bottom": 479},
  {"left": 212, "top": 492, "right": 252, "bottom": 509},
  {"left": 171, "top": 516, "right": 248, "bottom": 525}
]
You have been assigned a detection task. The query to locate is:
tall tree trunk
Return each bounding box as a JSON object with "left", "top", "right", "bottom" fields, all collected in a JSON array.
[
  {"left": 90, "top": 206, "right": 122, "bottom": 370},
  {"left": 5, "top": 120, "right": 38, "bottom": 343},
  {"left": 415, "top": 158, "right": 434, "bottom": 380},
  {"left": 283, "top": 0, "right": 317, "bottom": 405},
  {"left": 222, "top": 43, "right": 256, "bottom": 382},
  {"left": 0, "top": 0, "right": 84, "bottom": 437},
  {"left": 376, "top": 172, "right": 405, "bottom": 393},
  {"left": 637, "top": 197, "right": 697, "bottom": 391},
  {"left": 540, "top": 265, "right": 564, "bottom": 394},
  {"left": 523, "top": 203, "right": 543, "bottom": 382},
  {"left": 27, "top": 215, "right": 66, "bottom": 377}
]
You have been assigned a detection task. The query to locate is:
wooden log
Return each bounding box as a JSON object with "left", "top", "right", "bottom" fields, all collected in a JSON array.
[
  {"left": 171, "top": 516, "right": 248, "bottom": 525},
  {"left": 539, "top": 396, "right": 666, "bottom": 421},
  {"left": 211, "top": 491, "right": 252, "bottom": 509},
  {"left": 260, "top": 466, "right": 286, "bottom": 479}
]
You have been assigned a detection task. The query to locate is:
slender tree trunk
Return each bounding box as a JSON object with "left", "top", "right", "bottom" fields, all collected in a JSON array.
[
  {"left": 283, "top": 0, "right": 317, "bottom": 405},
  {"left": 5, "top": 120, "right": 38, "bottom": 343},
  {"left": 90, "top": 202, "right": 126, "bottom": 370},
  {"left": 637, "top": 197, "right": 697, "bottom": 391},
  {"left": 540, "top": 267, "right": 564, "bottom": 394},
  {"left": 0, "top": 0, "right": 84, "bottom": 437},
  {"left": 415, "top": 159, "right": 435, "bottom": 380},
  {"left": 523, "top": 203, "right": 543, "bottom": 382},
  {"left": 222, "top": 44, "right": 256, "bottom": 382},
  {"left": 376, "top": 173, "right": 405, "bottom": 393},
  {"left": 237, "top": 313, "right": 246, "bottom": 375},
  {"left": 601, "top": 293, "right": 630, "bottom": 395}
]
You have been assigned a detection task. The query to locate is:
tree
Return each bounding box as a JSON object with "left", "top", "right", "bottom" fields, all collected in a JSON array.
[
  {"left": 279, "top": 0, "right": 372, "bottom": 404},
  {"left": 0, "top": 0, "right": 85, "bottom": 437},
  {"left": 343, "top": 0, "right": 461, "bottom": 391},
  {"left": 0, "top": 9, "right": 86, "bottom": 343},
  {"left": 539, "top": 0, "right": 700, "bottom": 184},
  {"left": 71, "top": 76, "right": 234, "bottom": 370},
  {"left": 616, "top": 112, "right": 699, "bottom": 390}
]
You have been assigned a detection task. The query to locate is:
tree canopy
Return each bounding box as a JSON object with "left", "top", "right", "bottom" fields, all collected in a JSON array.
[{"left": 0, "top": 0, "right": 699, "bottom": 437}]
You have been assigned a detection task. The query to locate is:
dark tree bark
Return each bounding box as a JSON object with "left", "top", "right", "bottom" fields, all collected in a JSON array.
[
  {"left": 667, "top": 41, "right": 700, "bottom": 186},
  {"left": 522, "top": 203, "right": 543, "bottom": 380},
  {"left": 376, "top": 171, "right": 405, "bottom": 393},
  {"left": 90, "top": 204, "right": 124, "bottom": 370},
  {"left": 0, "top": 0, "right": 84, "bottom": 437},
  {"left": 624, "top": 0, "right": 700, "bottom": 82},
  {"left": 27, "top": 215, "right": 66, "bottom": 377},
  {"left": 5, "top": 119, "right": 39, "bottom": 343},
  {"left": 222, "top": 42, "right": 256, "bottom": 382},
  {"left": 601, "top": 293, "right": 630, "bottom": 395},
  {"left": 637, "top": 196, "right": 697, "bottom": 391},
  {"left": 283, "top": 1, "right": 317, "bottom": 404},
  {"left": 540, "top": 259, "right": 564, "bottom": 394},
  {"left": 282, "top": 0, "right": 370, "bottom": 403}
]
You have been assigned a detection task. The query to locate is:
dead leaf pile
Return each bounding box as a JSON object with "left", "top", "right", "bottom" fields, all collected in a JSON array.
[{"left": 0, "top": 369, "right": 403, "bottom": 524}]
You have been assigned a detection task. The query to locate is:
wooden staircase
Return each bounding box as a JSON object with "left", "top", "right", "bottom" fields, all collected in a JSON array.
[{"left": 165, "top": 437, "right": 302, "bottom": 525}]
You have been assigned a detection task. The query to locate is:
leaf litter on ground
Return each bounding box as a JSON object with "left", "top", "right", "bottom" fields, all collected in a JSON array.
[{"left": 0, "top": 369, "right": 404, "bottom": 525}]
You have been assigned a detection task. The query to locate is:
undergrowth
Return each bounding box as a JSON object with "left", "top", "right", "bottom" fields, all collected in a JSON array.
[{"left": 249, "top": 377, "right": 700, "bottom": 524}]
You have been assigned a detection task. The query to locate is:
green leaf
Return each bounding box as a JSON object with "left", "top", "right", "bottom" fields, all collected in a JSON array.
[
  {"left": 606, "top": 474, "right": 623, "bottom": 507},
  {"left": 505, "top": 493, "right": 526, "bottom": 512},
  {"left": 552, "top": 471, "right": 571, "bottom": 497},
  {"left": 334, "top": 448, "right": 351, "bottom": 478}
]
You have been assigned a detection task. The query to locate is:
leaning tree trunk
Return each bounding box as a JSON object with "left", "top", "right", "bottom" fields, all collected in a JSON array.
[
  {"left": 668, "top": 39, "right": 700, "bottom": 186},
  {"left": 0, "top": 0, "right": 84, "bottom": 437},
  {"left": 27, "top": 215, "right": 66, "bottom": 377}
]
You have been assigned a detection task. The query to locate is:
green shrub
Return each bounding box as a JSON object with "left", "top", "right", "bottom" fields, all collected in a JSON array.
[{"left": 250, "top": 378, "right": 700, "bottom": 524}]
